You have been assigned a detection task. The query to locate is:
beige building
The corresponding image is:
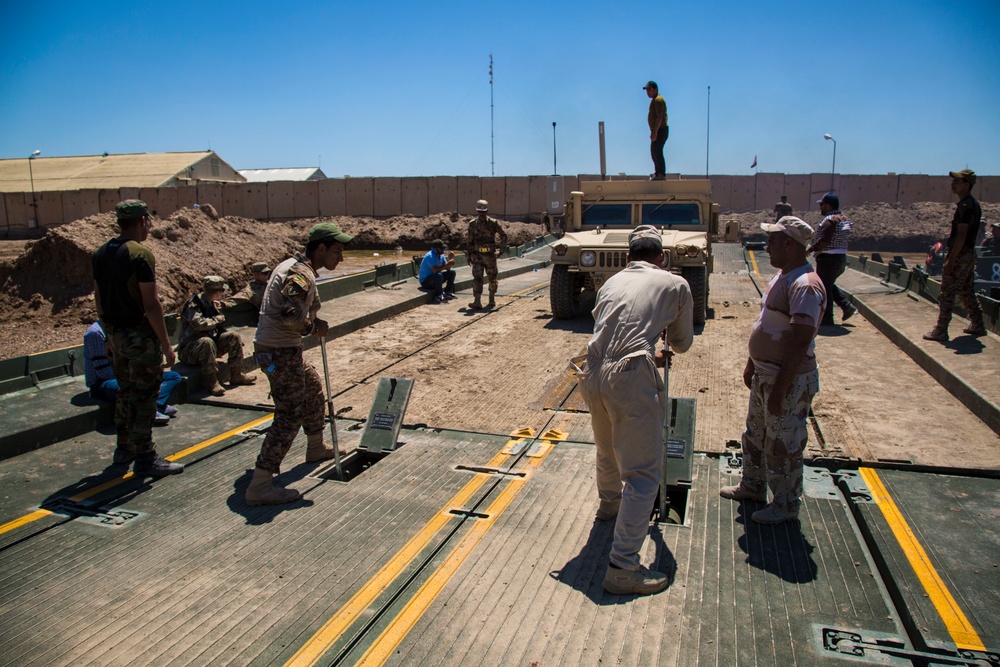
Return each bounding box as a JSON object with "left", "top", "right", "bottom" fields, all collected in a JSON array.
[{"left": 0, "top": 150, "right": 245, "bottom": 193}]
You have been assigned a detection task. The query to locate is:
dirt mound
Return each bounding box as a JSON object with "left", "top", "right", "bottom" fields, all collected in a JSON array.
[
  {"left": 0, "top": 210, "right": 545, "bottom": 360},
  {"left": 727, "top": 201, "right": 1000, "bottom": 251}
]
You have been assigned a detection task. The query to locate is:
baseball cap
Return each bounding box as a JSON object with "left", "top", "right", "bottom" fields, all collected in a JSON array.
[
  {"left": 475, "top": 199, "right": 489, "bottom": 211},
  {"left": 761, "top": 216, "right": 814, "bottom": 247},
  {"left": 642, "top": 81, "right": 658, "bottom": 90},
  {"left": 430, "top": 239, "right": 445, "bottom": 249},
  {"left": 115, "top": 199, "right": 149, "bottom": 222},
  {"left": 816, "top": 193, "right": 840, "bottom": 208},
  {"left": 251, "top": 262, "right": 271, "bottom": 273},
  {"left": 203, "top": 275, "right": 228, "bottom": 292},
  {"left": 949, "top": 169, "right": 976, "bottom": 187},
  {"left": 308, "top": 222, "right": 353, "bottom": 244}
]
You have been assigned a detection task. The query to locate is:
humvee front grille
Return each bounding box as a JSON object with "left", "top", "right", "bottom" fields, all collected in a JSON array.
[{"left": 598, "top": 251, "right": 627, "bottom": 268}]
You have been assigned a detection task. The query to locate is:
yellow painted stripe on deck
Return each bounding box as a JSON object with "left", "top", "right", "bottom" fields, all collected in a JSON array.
[
  {"left": 0, "top": 509, "right": 54, "bottom": 536},
  {"left": 0, "top": 414, "right": 276, "bottom": 531},
  {"left": 858, "top": 467, "right": 986, "bottom": 651},
  {"left": 748, "top": 250, "right": 760, "bottom": 275},
  {"left": 283, "top": 447, "right": 514, "bottom": 667},
  {"left": 355, "top": 442, "right": 555, "bottom": 666}
]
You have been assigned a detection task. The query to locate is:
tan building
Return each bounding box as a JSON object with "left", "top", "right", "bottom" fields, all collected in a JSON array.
[{"left": 0, "top": 150, "right": 245, "bottom": 193}]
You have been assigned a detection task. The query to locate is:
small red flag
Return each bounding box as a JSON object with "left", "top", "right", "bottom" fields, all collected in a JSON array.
[{"left": 750, "top": 156, "right": 757, "bottom": 169}]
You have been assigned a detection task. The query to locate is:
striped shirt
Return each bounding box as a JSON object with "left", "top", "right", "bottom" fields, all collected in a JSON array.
[
  {"left": 83, "top": 321, "right": 114, "bottom": 387},
  {"left": 811, "top": 211, "right": 852, "bottom": 255}
]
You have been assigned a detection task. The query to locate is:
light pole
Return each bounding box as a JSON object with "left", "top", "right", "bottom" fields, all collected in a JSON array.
[
  {"left": 28, "top": 150, "right": 41, "bottom": 227},
  {"left": 823, "top": 134, "right": 836, "bottom": 191},
  {"left": 552, "top": 122, "right": 557, "bottom": 176}
]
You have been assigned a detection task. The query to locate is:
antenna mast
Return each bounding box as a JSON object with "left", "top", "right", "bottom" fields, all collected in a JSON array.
[{"left": 490, "top": 54, "right": 495, "bottom": 176}]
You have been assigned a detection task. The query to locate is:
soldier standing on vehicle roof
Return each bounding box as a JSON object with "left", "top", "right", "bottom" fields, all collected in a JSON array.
[
  {"left": 465, "top": 199, "right": 508, "bottom": 310},
  {"left": 92, "top": 199, "right": 183, "bottom": 476},
  {"left": 721, "top": 217, "right": 826, "bottom": 524},
  {"left": 246, "top": 222, "right": 352, "bottom": 506},
  {"left": 576, "top": 225, "right": 693, "bottom": 595},
  {"left": 177, "top": 275, "right": 257, "bottom": 397},
  {"left": 644, "top": 80, "right": 668, "bottom": 181}
]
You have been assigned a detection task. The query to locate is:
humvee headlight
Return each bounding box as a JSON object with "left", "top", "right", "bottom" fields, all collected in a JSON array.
[
  {"left": 685, "top": 245, "right": 701, "bottom": 258},
  {"left": 674, "top": 244, "right": 688, "bottom": 255},
  {"left": 554, "top": 243, "right": 568, "bottom": 256},
  {"left": 580, "top": 251, "right": 597, "bottom": 267}
]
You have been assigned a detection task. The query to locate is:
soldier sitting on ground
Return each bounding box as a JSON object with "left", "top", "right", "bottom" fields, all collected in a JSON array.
[
  {"left": 177, "top": 275, "right": 257, "bottom": 396},
  {"left": 224, "top": 262, "right": 271, "bottom": 313}
]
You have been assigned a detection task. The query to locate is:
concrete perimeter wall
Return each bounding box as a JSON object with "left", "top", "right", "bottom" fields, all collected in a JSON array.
[{"left": 2, "top": 173, "right": 996, "bottom": 239}]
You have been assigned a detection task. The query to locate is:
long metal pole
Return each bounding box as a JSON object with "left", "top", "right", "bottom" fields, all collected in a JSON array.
[
  {"left": 659, "top": 347, "right": 671, "bottom": 521},
  {"left": 490, "top": 54, "right": 495, "bottom": 177},
  {"left": 552, "top": 122, "right": 557, "bottom": 175},
  {"left": 831, "top": 139, "right": 837, "bottom": 191},
  {"left": 705, "top": 86, "right": 710, "bottom": 178},
  {"left": 319, "top": 336, "right": 343, "bottom": 481},
  {"left": 28, "top": 157, "right": 37, "bottom": 224}
]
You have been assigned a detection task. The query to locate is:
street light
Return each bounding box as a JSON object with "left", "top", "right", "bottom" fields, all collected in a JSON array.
[
  {"left": 823, "top": 134, "right": 836, "bottom": 191},
  {"left": 552, "top": 122, "right": 557, "bottom": 176},
  {"left": 28, "top": 150, "right": 41, "bottom": 227}
]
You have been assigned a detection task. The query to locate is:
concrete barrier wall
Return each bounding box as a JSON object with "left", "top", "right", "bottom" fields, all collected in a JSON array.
[{"left": 2, "top": 173, "right": 995, "bottom": 238}]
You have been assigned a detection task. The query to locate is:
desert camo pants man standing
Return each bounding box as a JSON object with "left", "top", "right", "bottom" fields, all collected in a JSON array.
[{"left": 465, "top": 199, "right": 508, "bottom": 310}]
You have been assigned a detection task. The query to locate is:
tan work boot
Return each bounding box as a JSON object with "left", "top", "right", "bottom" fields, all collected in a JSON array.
[
  {"left": 305, "top": 432, "right": 345, "bottom": 462},
  {"left": 486, "top": 292, "right": 496, "bottom": 308},
  {"left": 751, "top": 502, "right": 799, "bottom": 524},
  {"left": 204, "top": 371, "right": 226, "bottom": 396},
  {"left": 469, "top": 296, "right": 483, "bottom": 310},
  {"left": 922, "top": 327, "right": 948, "bottom": 341},
  {"left": 229, "top": 369, "right": 257, "bottom": 387},
  {"left": 245, "top": 468, "right": 301, "bottom": 506},
  {"left": 719, "top": 483, "right": 766, "bottom": 501},
  {"left": 603, "top": 565, "right": 670, "bottom": 595},
  {"left": 963, "top": 322, "right": 987, "bottom": 336}
]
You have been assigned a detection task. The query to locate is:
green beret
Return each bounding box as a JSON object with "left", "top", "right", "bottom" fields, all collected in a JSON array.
[
  {"left": 115, "top": 199, "right": 149, "bottom": 222},
  {"left": 308, "top": 222, "right": 353, "bottom": 244}
]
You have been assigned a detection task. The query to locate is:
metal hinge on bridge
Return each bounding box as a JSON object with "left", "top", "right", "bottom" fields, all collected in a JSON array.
[
  {"left": 41, "top": 499, "right": 144, "bottom": 528},
  {"left": 821, "top": 628, "right": 998, "bottom": 666}
]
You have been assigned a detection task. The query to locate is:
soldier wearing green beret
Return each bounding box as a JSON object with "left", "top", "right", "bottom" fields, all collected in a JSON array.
[
  {"left": 246, "top": 222, "right": 353, "bottom": 505},
  {"left": 92, "top": 200, "right": 183, "bottom": 477}
]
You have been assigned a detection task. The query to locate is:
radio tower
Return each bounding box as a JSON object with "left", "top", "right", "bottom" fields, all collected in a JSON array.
[{"left": 490, "top": 54, "right": 495, "bottom": 176}]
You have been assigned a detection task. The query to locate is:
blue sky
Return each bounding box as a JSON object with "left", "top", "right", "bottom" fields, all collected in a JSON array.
[{"left": 2, "top": 1, "right": 998, "bottom": 178}]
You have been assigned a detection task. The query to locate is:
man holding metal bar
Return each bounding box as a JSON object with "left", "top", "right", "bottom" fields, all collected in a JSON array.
[
  {"left": 246, "top": 222, "right": 351, "bottom": 506},
  {"left": 576, "top": 225, "right": 693, "bottom": 595}
]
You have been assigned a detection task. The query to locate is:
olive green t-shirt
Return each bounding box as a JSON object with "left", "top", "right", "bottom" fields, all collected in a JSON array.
[{"left": 648, "top": 94, "right": 667, "bottom": 132}]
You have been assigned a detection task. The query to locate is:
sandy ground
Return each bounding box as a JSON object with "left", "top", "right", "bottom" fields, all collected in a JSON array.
[{"left": 1, "top": 199, "right": 997, "bottom": 361}]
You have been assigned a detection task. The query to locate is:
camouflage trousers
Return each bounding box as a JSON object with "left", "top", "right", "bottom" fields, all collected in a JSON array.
[
  {"left": 740, "top": 369, "right": 820, "bottom": 513},
  {"left": 254, "top": 345, "right": 325, "bottom": 474},
  {"left": 178, "top": 332, "right": 244, "bottom": 375},
  {"left": 469, "top": 252, "right": 499, "bottom": 296},
  {"left": 936, "top": 249, "right": 984, "bottom": 331},
  {"left": 106, "top": 324, "right": 164, "bottom": 455}
]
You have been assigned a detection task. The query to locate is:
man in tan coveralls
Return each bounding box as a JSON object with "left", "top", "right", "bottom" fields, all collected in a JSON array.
[
  {"left": 177, "top": 275, "right": 257, "bottom": 396},
  {"left": 246, "top": 222, "right": 351, "bottom": 506},
  {"left": 577, "top": 226, "right": 693, "bottom": 595},
  {"left": 721, "top": 217, "right": 826, "bottom": 524}
]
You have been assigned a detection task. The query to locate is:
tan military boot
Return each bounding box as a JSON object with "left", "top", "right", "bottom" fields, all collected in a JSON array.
[
  {"left": 204, "top": 371, "right": 226, "bottom": 396},
  {"left": 469, "top": 298, "right": 483, "bottom": 309},
  {"left": 245, "top": 468, "right": 301, "bottom": 506},
  {"left": 229, "top": 369, "right": 257, "bottom": 387},
  {"left": 487, "top": 292, "right": 496, "bottom": 309},
  {"left": 305, "top": 432, "right": 346, "bottom": 462}
]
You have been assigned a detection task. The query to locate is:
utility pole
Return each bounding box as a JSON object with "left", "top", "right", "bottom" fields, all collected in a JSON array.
[
  {"left": 552, "top": 122, "right": 557, "bottom": 175},
  {"left": 490, "top": 54, "right": 495, "bottom": 177}
]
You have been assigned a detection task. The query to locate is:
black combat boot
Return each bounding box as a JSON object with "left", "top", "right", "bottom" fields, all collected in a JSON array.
[{"left": 133, "top": 451, "right": 184, "bottom": 477}]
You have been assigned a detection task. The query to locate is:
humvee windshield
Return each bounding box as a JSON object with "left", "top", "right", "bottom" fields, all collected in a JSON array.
[
  {"left": 582, "top": 204, "right": 631, "bottom": 226},
  {"left": 642, "top": 203, "right": 701, "bottom": 226}
]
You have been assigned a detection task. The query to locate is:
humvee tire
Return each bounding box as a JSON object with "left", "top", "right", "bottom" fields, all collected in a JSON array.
[
  {"left": 682, "top": 265, "right": 708, "bottom": 325},
  {"left": 550, "top": 264, "right": 588, "bottom": 319}
]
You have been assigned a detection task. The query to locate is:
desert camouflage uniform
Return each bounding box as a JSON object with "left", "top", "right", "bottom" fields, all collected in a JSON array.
[
  {"left": 253, "top": 252, "right": 325, "bottom": 474},
  {"left": 740, "top": 369, "right": 820, "bottom": 514},
  {"left": 935, "top": 249, "right": 983, "bottom": 331},
  {"left": 107, "top": 323, "right": 163, "bottom": 454},
  {"left": 465, "top": 216, "right": 508, "bottom": 299},
  {"left": 177, "top": 293, "right": 245, "bottom": 375},
  {"left": 224, "top": 280, "right": 267, "bottom": 311}
]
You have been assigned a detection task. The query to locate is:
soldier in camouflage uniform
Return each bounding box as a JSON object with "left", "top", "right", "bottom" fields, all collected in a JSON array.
[
  {"left": 246, "top": 222, "right": 353, "bottom": 506},
  {"left": 178, "top": 275, "right": 256, "bottom": 396},
  {"left": 92, "top": 200, "right": 183, "bottom": 477},
  {"left": 465, "top": 199, "right": 508, "bottom": 309},
  {"left": 923, "top": 170, "right": 987, "bottom": 340},
  {"left": 224, "top": 262, "right": 271, "bottom": 313},
  {"left": 721, "top": 217, "right": 826, "bottom": 524}
]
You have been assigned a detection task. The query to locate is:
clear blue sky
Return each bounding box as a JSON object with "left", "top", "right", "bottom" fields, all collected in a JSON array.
[{"left": 2, "top": 1, "right": 998, "bottom": 178}]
